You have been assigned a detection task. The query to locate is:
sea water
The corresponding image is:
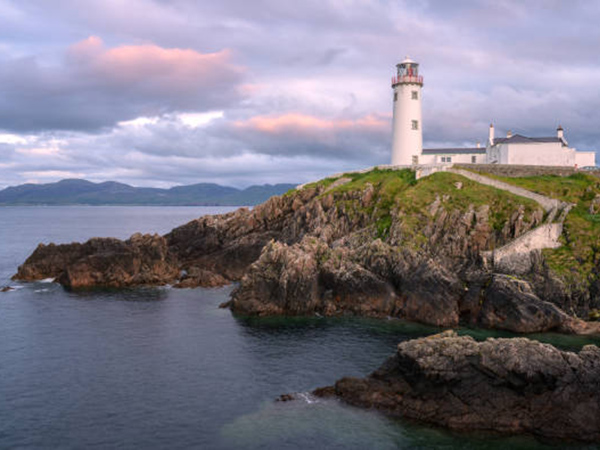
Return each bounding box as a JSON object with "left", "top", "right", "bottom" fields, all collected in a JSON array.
[{"left": 0, "top": 206, "right": 597, "bottom": 449}]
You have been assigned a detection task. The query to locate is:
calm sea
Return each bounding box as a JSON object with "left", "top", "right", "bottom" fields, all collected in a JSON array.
[{"left": 0, "top": 206, "right": 597, "bottom": 449}]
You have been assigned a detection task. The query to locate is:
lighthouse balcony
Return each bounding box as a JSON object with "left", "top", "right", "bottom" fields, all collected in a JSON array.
[{"left": 391, "top": 75, "right": 424, "bottom": 87}]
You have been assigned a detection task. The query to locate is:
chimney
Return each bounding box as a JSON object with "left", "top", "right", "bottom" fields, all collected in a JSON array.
[
  {"left": 476, "top": 141, "right": 481, "bottom": 148},
  {"left": 557, "top": 125, "right": 564, "bottom": 140},
  {"left": 507, "top": 130, "right": 513, "bottom": 138},
  {"left": 488, "top": 123, "right": 494, "bottom": 146}
]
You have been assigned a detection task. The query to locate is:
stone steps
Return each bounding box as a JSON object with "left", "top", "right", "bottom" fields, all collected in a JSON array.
[{"left": 448, "top": 168, "right": 574, "bottom": 274}]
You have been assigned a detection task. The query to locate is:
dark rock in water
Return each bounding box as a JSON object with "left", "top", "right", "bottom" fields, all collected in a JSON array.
[
  {"left": 478, "top": 274, "right": 569, "bottom": 333},
  {"left": 173, "top": 267, "right": 228, "bottom": 288},
  {"left": 14, "top": 241, "right": 91, "bottom": 282},
  {"left": 1, "top": 285, "right": 15, "bottom": 292},
  {"left": 11, "top": 170, "right": 600, "bottom": 335},
  {"left": 275, "top": 394, "right": 297, "bottom": 402},
  {"left": 59, "top": 233, "right": 180, "bottom": 289},
  {"left": 314, "top": 331, "right": 600, "bottom": 442},
  {"left": 14, "top": 234, "right": 180, "bottom": 289},
  {"left": 229, "top": 238, "right": 463, "bottom": 326}
]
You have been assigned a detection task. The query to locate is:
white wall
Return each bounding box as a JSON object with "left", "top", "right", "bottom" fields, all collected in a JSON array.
[
  {"left": 391, "top": 82, "right": 422, "bottom": 165},
  {"left": 575, "top": 152, "right": 596, "bottom": 167},
  {"left": 506, "top": 142, "right": 576, "bottom": 166},
  {"left": 419, "top": 153, "right": 485, "bottom": 164},
  {"left": 418, "top": 154, "right": 436, "bottom": 165}
]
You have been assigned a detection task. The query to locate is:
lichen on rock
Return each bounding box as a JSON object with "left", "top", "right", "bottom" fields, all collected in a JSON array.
[
  {"left": 314, "top": 330, "right": 600, "bottom": 441},
  {"left": 12, "top": 168, "right": 600, "bottom": 334}
]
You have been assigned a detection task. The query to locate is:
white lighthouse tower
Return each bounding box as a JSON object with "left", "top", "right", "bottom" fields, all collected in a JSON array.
[{"left": 390, "top": 57, "right": 423, "bottom": 165}]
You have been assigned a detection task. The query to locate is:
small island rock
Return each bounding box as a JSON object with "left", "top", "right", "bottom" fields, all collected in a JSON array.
[{"left": 314, "top": 331, "right": 600, "bottom": 442}]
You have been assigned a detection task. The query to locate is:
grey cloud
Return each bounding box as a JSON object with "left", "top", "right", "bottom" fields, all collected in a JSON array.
[
  {"left": 0, "top": 37, "right": 245, "bottom": 133},
  {"left": 0, "top": 0, "right": 598, "bottom": 189}
]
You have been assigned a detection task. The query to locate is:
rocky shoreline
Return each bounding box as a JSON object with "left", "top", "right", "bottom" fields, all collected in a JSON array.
[
  {"left": 312, "top": 330, "right": 600, "bottom": 442},
  {"left": 10, "top": 168, "right": 600, "bottom": 442},
  {"left": 13, "top": 169, "right": 600, "bottom": 335}
]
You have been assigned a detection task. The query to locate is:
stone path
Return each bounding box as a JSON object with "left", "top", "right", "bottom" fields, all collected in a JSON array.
[
  {"left": 449, "top": 168, "right": 574, "bottom": 274},
  {"left": 298, "top": 164, "right": 573, "bottom": 274},
  {"left": 481, "top": 224, "right": 563, "bottom": 274},
  {"left": 448, "top": 168, "right": 562, "bottom": 212}
]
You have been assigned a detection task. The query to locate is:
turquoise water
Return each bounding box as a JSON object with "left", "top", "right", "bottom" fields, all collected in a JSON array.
[{"left": 0, "top": 206, "right": 597, "bottom": 449}]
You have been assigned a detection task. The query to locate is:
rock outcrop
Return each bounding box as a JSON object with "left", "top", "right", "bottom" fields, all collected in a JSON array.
[
  {"left": 12, "top": 169, "right": 600, "bottom": 334},
  {"left": 16, "top": 234, "right": 179, "bottom": 289},
  {"left": 227, "top": 238, "right": 463, "bottom": 327},
  {"left": 314, "top": 331, "right": 600, "bottom": 442}
]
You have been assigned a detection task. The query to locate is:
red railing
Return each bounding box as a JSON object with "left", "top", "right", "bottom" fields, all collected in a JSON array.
[{"left": 391, "top": 75, "right": 423, "bottom": 86}]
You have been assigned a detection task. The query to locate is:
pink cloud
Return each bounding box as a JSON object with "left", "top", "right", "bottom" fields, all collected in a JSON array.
[
  {"left": 235, "top": 113, "right": 389, "bottom": 135},
  {"left": 67, "top": 36, "right": 243, "bottom": 92},
  {"left": 68, "top": 35, "right": 104, "bottom": 59}
]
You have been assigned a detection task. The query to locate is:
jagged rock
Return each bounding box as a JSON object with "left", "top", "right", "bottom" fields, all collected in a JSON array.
[
  {"left": 275, "top": 394, "right": 296, "bottom": 402},
  {"left": 173, "top": 267, "right": 228, "bottom": 288},
  {"left": 13, "top": 234, "right": 179, "bottom": 288},
  {"left": 11, "top": 169, "right": 600, "bottom": 334},
  {"left": 478, "top": 274, "right": 568, "bottom": 333},
  {"left": 165, "top": 207, "right": 280, "bottom": 280},
  {"left": 589, "top": 194, "right": 600, "bottom": 214},
  {"left": 314, "top": 331, "right": 600, "bottom": 442},
  {"left": 229, "top": 238, "right": 322, "bottom": 316},
  {"left": 14, "top": 241, "right": 92, "bottom": 281},
  {"left": 57, "top": 234, "right": 179, "bottom": 289},
  {"left": 230, "top": 237, "right": 461, "bottom": 326},
  {"left": 361, "top": 183, "right": 375, "bottom": 207}
]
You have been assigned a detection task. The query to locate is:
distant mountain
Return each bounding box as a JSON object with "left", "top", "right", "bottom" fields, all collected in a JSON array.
[{"left": 0, "top": 179, "right": 297, "bottom": 206}]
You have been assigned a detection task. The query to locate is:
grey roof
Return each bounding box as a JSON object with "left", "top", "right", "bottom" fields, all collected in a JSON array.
[
  {"left": 422, "top": 147, "right": 486, "bottom": 155},
  {"left": 493, "top": 134, "right": 563, "bottom": 145}
]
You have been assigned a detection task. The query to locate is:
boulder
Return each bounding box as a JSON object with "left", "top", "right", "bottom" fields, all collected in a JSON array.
[
  {"left": 478, "top": 274, "right": 568, "bottom": 333},
  {"left": 173, "top": 267, "right": 229, "bottom": 289},
  {"left": 58, "top": 233, "right": 179, "bottom": 289},
  {"left": 315, "top": 331, "right": 600, "bottom": 442},
  {"left": 14, "top": 234, "right": 179, "bottom": 289},
  {"left": 11, "top": 171, "right": 600, "bottom": 335},
  {"left": 229, "top": 238, "right": 322, "bottom": 316}
]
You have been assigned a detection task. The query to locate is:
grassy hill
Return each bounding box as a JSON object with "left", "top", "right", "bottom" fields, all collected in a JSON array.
[{"left": 466, "top": 171, "right": 600, "bottom": 285}]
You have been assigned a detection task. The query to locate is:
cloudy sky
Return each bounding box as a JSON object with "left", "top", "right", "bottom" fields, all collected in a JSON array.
[{"left": 1, "top": 0, "right": 599, "bottom": 188}]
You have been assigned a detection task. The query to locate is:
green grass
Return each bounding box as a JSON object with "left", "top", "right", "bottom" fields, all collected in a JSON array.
[
  {"left": 304, "top": 169, "right": 418, "bottom": 240},
  {"left": 301, "top": 168, "right": 541, "bottom": 250},
  {"left": 294, "top": 176, "right": 341, "bottom": 193},
  {"left": 298, "top": 166, "right": 599, "bottom": 293},
  {"left": 395, "top": 172, "right": 540, "bottom": 245},
  {"left": 461, "top": 171, "right": 600, "bottom": 285},
  {"left": 325, "top": 168, "right": 417, "bottom": 194},
  {"left": 467, "top": 172, "right": 597, "bottom": 204}
]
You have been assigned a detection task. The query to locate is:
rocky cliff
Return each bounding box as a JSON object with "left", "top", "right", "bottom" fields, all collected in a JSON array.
[
  {"left": 313, "top": 330, "right": 600, "bottom": 442},
  {"left": 13, "top": 168, "right": 600, "bottom": 334}
]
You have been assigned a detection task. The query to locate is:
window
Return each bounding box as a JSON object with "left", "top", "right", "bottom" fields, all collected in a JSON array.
[
  {"left": 412, "top": 155, "right": 419, "bottom": 165},
  {"left": 441, "top": 156, "right": 452, "bottom": 163},
  {"left": 411, "top": 120, "right": 419, "bottom": 130},
  {"left": 411, "top": 91, "right": 418, "bottom": 100},
  {"left": 394, "top": 92, "right": 398, "bottom": 102},
  {"left": 471, "top": 155, "right": 477, "bottom": 163}
]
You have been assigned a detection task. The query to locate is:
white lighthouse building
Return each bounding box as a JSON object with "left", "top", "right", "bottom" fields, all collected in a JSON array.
[
  {"left": 390, "top": 57, "right": 423, "bottom": 165},
  {"left": 389, "top": 57, "right": 596, "bottom": 168}
]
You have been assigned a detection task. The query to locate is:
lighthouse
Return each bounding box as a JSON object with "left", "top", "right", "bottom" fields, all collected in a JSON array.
[{"left": 390, "top": 57, "right": 423, "bottom": 165}]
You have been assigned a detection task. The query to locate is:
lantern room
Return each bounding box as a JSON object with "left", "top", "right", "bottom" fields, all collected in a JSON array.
[{"left": 391, "top": 57, "right": 424, "bottom": 87}]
